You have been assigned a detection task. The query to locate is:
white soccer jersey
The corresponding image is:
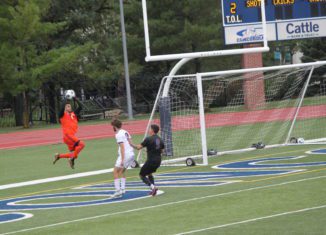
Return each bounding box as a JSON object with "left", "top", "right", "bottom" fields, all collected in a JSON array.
[{"left": 115, "top": 129, "right": 134, "bottom": 157}]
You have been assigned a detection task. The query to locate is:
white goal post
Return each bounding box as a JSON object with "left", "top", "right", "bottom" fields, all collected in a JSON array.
[
  {"left": 141, "top": 0, "right": 269, "bottom": 62},
  {"left": 138, "top": 61, "right": 326, "bottom": 166}
]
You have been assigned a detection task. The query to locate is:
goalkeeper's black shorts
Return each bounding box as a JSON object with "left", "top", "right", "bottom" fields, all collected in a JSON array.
[{"left": 140, "top": 160, "right": 161, "bottom": 176}]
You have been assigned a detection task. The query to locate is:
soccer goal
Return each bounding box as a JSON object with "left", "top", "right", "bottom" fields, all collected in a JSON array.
[{"left": 138, "top": 61, "right": 326, "bottom": 166}]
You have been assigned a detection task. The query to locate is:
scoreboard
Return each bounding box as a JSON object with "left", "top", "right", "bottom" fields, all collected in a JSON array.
[
  {"left": 222, "top": 0, "right": 326, "bottom": 25},
  {"left": 222, "top": 0, "right": 326, "bottom": 44}
]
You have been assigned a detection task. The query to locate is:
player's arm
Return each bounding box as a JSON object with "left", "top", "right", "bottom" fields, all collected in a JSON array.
[
  {"left": 73, "top": 97, "right": 83, "bottom": 116},
  {"left": 119, "top": 142, "right": 125, "bottom": 167},
  {"left": 130, "top": 137, "right": 148, "bottom": 150},
  {"left": 130, "top": 142, "right": 143, "bottom": 150},
  {"left": 161, "top": 140, "right": 165, "bottom": 153},
  {"left": 58, "top": 99, "right": 67, "bottom": 119}
]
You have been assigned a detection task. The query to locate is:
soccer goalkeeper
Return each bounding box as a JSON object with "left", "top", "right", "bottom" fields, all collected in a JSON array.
[{"left": 53, "top": 97, "right": 85, "bottom": 169}]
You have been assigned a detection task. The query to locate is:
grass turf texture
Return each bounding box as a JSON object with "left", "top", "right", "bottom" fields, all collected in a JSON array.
[
  {"left": 161, "top": 117, "right": 326, "bottom": 160},
  {"left": 0, "top": 131, "right": 325, "bottom": 234}
]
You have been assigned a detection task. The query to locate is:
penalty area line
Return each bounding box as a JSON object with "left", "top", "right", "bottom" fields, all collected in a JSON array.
[
  {"left": 175, "top": 205, "right": 326, "bottom": 235},
  {"left": 2, "top": 175, "right": 326, "bottom": 235}
]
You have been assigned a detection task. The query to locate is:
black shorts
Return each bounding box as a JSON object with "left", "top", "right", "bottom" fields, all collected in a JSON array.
[{"left": 140, "top": 160, "right": 161, "bottom": 176}]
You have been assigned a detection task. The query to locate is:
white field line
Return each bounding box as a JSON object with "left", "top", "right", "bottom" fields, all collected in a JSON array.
[
  {"left": 1, "top": 175, "right": 325, "bottom": 235},
  {"left": 0, "top": 169, "right": 114, "bottom": 190},
  {"left": 175, "top": 205, "right": 326, "bottom": 235}
]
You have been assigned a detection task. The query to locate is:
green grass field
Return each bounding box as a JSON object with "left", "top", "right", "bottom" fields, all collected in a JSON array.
[{"left": 0, "top": 130, "right": 326, "bottom": 235}]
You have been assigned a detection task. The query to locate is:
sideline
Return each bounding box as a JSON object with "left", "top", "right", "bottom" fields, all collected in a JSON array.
[{"left": 2, "top": 175, "right": 326, "bottom": 235}]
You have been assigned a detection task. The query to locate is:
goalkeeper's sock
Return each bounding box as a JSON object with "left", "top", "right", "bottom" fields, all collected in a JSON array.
[
  {"left": 150, "top": 184, "right": 155, "bottom": 190},
  {"left": 59, "top": 153, "right": 74, "bottom": 158}
]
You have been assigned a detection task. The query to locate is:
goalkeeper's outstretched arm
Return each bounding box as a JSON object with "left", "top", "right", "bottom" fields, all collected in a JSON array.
[
  {"left": 73, "top": 97, "right": 83, "bottom": 116},
  {"left": 58, "top": 99, "right": 67, "bottom": 119}
]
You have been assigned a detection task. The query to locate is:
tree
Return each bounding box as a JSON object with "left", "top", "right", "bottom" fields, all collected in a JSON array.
[
  {"left": 0, "top": 0, "right": 96, "bottom": 127},
  {"left": 301, "top": 38, "right": 326, "bottom": 82}
]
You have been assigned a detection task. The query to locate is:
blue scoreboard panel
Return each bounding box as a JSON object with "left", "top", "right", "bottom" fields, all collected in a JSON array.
[{"left": 222, "top": 0, "right": 326, "bottom": 25}]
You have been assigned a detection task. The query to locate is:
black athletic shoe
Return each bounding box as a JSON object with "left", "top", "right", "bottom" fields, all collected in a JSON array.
[
  {"left": 69, "top": 158, "right": 75, "bottom": 169},
  {"left": 151, "top": 188, "right": 158, "bottom": 196},
  {"left": 53, "top": 153, "right": 60, "bottom": 165}
]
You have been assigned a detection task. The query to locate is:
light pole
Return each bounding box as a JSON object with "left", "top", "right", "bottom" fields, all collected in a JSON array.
[{"left": 119, "top": 0, "right": 133, "bottom": 119}]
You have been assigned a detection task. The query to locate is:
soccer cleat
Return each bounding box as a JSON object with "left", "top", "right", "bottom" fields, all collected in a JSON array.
[
  {"left": 112, "top": 190, "right": 122, "bottom": 198},
  {"left": 53, "top": 153, "right": 60, "bottom": 165},
  {"left": 121, "top": 189, "right": 126, "bottom": 195},
  {"left": 151, "top": 187, "right": 158, "bottom": 196},
  {"left": 68, "top": 158, "right": 75, "bottom": 169}
]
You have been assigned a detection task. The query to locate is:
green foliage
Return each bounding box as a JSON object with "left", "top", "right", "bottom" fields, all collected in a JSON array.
[
  {"left": 0, "top": 0, "right": 97, "bottom": 127},
  {"left": 301, "top": 38, "right": 326, "bottom": 62},
  {"left": 301, "top": 38, "right": 326, "bottom": 81},
  {"left": 0, "top": 0, "right": 95, "bottom": 95}
]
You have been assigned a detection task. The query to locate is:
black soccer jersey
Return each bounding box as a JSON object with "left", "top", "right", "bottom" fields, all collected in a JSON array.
[{"left": 141, "top": 135, "right": 165, "bottom": 162}]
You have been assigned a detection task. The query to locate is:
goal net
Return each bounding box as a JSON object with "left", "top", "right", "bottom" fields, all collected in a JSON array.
[{"left": 138, "top": 62, "right": 326, "bottom": 166}]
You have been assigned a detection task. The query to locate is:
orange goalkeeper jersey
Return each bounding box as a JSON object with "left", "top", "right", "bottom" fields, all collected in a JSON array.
[{"left": 60, "top": 112, "right": 79, "bottom": 136}]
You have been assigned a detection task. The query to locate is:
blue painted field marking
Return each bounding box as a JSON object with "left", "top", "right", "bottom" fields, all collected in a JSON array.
[
  {"left": 79, "top": 181, "right": 235, "bottom": 189},
  {"left": 0, "top": 190, "right": 160, "bottom": 211},
  {"left": 79, "top": 170, "right": 298, "bottom": 190},
  {"left": 157, "top": 170, "right": 298, "bottom": 177},
  {"left": 307, "top": 149, "right": 326, "bottom": 154},
  {"left": 214, "top": 156, "right": 326, "bottom": 169},
  {"left": 0, "top": 212, "right": 33, "bottom": 224}
]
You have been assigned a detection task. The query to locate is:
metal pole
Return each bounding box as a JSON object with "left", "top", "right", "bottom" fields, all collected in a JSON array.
[
  {"left": 119, "top": 0, "right": 133, "bottom": 119},
  {"left": 162, "top": 58, "right": 193, "bottom": 97},
  {"left": 196, "top": 73, "right": 208, "bottom": 165},
  {"left": 285, "top": 66, "right": 315, "bottom": 144}
]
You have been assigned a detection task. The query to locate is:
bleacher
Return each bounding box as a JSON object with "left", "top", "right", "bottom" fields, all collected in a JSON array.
[{"left": 79, "top": 99, "right": 106, "bottom": 120}]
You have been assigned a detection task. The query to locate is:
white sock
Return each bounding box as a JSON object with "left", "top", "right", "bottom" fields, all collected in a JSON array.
[
  {"left": 121, "top": 178, "right": 126, "bottom": 190},
  {"left": 114, "top": 179, "right": 120, "bottom": 191},
  {"left": 150, "top": 184, "right": 155, "bottom": 190}
]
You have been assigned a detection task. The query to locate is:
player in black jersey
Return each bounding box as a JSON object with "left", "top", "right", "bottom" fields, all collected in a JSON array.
[{"left": 130, "top": 124, "right": 164, "bottom": 196}]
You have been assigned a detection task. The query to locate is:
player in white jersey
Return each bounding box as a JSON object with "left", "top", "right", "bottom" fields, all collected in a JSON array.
[{"left": 111, "top": 119, "right": 135, "bottom": 197}]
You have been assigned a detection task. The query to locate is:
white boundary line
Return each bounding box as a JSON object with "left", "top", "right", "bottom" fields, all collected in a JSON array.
[
  {"left": 0, "top": 169, "right": 114, "bottom": 190},
  {"left": 2, "top": 175, "right": 325, "bottom": 235},
  {"left": 175, "top": 205, "right": 326, "bottom": 235}
]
